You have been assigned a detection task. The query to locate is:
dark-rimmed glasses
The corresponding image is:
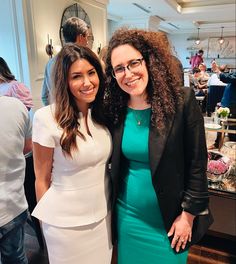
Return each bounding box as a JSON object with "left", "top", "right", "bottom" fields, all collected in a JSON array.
[{"left": 112, "top": 58, "right": 144, "bottom": 78}]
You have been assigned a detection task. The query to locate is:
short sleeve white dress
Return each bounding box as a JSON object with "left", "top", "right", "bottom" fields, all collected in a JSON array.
[{"left": 32, "top": 105, "right": 112, "bottom": 264}]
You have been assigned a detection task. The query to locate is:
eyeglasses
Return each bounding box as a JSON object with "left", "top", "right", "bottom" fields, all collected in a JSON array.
[
  {"left": 112, "top": 58, "right": 144, "bottom": 78},
  {"left": 87, "top": 35, "right": 94, "bottom": 42}
]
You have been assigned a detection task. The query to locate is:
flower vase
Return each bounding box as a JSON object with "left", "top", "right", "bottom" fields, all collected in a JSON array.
[
  {"left": 221, "top": 116, "right": 228, "bottom": 121},
  {"left": 219, "top": 115, "right": 229, "bottom": 127}
]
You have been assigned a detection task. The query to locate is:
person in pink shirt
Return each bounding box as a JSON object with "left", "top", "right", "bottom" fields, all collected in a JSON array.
[
  {"left": 190, "top": 50, "right": 204, "bottom": 69},
  {"left": 0, "top": 57, "right": 33, "bottom": 110}
]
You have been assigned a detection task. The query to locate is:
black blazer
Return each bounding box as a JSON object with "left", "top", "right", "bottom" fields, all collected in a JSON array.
[{"left": 110, "top": 87, "right": 213, "bottom": 251}]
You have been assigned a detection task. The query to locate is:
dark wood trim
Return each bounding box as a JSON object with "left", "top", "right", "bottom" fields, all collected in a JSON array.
[
  {"left": 208, "top": 187, "right": 236, "bottom": 200},
  {"left": 207, "top": 230, "right": 236, "bottom": 242}
]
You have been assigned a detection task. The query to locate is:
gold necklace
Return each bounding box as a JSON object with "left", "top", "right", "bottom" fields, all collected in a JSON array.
[{"left": 132, "top": 110, "right": 145, "bottom": 126}]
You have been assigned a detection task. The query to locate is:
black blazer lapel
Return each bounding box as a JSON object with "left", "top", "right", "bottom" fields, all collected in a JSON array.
[
  {"left": 149, "top": 114, "right": 175, "bottom": 177},
  {"left": 111, "top": 123, "right": 124, "bottom": 199}
]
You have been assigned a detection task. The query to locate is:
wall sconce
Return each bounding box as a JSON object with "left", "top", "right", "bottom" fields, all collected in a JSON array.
[
  {"left": 195, "top": 27, "right": 201, "bottom": 45},
  {"left": 97, "top": 43, "right": 101, "bottom": 55},
  {"left": 218, "top": 26, "right": 225, "bottom": 45},
  {"left": 54, "top": 45, "right": 62, "bottom": 54},
  {"left": 45, "top": 34, "right": 53, "bottom": 58}
]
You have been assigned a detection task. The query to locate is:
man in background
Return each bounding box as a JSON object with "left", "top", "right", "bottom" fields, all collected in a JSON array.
[
  {"left": 190, "top": 49, "right": 204, "bottom": 69},
  {"left": 0, "top": 96, "right": 32, "bottom": 264},
  {"left": 41, "top": 17, "right": 92, "bottom": 105}
]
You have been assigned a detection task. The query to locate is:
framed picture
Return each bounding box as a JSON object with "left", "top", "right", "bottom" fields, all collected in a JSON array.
[{"left": 207, "top": 37, "right": 236, "bottom": 58}]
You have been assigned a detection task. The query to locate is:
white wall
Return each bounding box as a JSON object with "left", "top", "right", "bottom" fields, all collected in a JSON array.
[
  {"left": 107, "top": 16, "right": 149, "bottom": 41},
  {"left": 0, "top": 0, "right": 30, "bottom": 87},
  {"left": 79, "top": 0, "right": 108, "bottom": 52}
]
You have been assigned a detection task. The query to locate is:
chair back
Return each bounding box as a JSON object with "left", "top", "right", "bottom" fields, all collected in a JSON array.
[{"left": 207, "top": 85, "right": 226, "bottom": 115}]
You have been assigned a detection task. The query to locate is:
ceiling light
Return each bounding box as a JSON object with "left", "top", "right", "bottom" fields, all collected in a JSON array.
[
  {"left": 177, "top": 5, "right": 182, "bottom": 13},
  {"left": 218, "top": 26, "right": 225, "bottom": 45},
  {"left": 195, "top": 27, "right": 201, "bottom": 45}
]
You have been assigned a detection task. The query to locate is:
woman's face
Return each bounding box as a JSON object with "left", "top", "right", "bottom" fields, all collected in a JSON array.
[
  {"left": 199, "top": 64, "right": 206, "bottom": 71},
  {"left": 68, "top": 58, "right": 99, "bottom": 109},
  {"left": 111, "top": 44, "right": 149, "bottom": 99}
]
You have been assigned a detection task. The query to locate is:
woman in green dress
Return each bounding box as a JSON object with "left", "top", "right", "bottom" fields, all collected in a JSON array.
[{"left": 103, "top": 29, "right": 213, "bottom": 264}]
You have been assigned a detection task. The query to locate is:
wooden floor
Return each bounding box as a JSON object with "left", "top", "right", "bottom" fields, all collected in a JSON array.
[
  {"left": 188, "top": 235, "right": 236, "bottom": 264},
  {"left": 25, "top": 220, "right": 236, "bottom": 264}
]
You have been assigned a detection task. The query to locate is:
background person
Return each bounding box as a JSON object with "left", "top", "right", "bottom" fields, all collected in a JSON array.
[
  {"left": 99, "top": 45, "right": 108, "bottom": 72},
  {"left": 189, "top": 67, "right": 207, "bottom": 113},
  {"left": 103, "top": 28, "right": 213, "bottom": 264},
  {"left": 0, "top": 57, "right": 33, "bottom": 110},
  {"left": 32, "top": 44, "right": 112, "bottom": 264},
  {"left": 190, "top": 49, "right": 204, "bottom": 69},
  {"left": 0, "top": 96, "right": 32, "bottom": 264},
  {"left": 41, "top": 17, "right": 92, "bottom": 106},
  {"left": 198, "top": 63, "right": 210, "bottom": 84},
  {"left": 189, "top": 67, "right": 207, "bottom": 95},
  {"left": 211, "top": 59, "right": 218, "bottom": 73}
]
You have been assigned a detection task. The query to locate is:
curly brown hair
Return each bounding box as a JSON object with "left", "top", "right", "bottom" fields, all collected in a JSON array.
[
  {"left": 103, "top": 28, "right": 183, "bottom": 129},
  {"left": 52, "top": 43, "right": 106, "bottom": 157}
]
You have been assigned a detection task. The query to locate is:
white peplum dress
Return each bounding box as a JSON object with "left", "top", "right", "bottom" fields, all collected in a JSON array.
[{"left": 32, "top": 105, "right": 112, "bottom": 264}]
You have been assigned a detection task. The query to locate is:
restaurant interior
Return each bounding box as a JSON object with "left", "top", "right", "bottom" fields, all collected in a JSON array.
[{"left": 0, "top": 0, "right": 235, "bottom": 263}]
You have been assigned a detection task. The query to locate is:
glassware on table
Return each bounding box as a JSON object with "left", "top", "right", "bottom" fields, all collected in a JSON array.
[
  {"left": 219, "top": 142, "right": 236, "bottom": 192},
  {"left": 221, "top": 141, "right": 236, "bottom": 162},
  {"left": 204, "top": 115, "right": 221, "bottom": 130}
]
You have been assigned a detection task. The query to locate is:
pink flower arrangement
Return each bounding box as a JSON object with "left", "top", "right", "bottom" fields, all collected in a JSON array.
[
  {"left": 207, "top": 160, "right": 229, "bottom": 175},
  {"left": 207, "top": 151, "right": 231, "bottom": 182}
]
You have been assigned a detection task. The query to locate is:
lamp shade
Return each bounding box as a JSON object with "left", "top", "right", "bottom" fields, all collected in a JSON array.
[
  {"left": 218, "top": 27, "right": 225, "bottom": 44},
  {"left": 219, "top": 38, "right": 225, "bottom": 44},
  {"left": 195, "top": 27, "right": 201, "bottom": 45}
]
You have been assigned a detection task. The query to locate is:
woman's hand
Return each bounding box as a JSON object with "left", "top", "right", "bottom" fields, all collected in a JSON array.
[{"left": 167, "top": 211, "right": 195, "bottom": 252}]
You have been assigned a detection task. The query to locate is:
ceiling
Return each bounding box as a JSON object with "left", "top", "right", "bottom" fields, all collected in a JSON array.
[{"left": 107, "top": 0, "right": 236, "bottom": 34}]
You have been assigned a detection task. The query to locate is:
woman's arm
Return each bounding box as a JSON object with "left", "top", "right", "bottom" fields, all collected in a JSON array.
[
  {"left": 179, "top": 88, "right": 209, "bottom": 215},
  {"left": 168, "top": 88, "right": 209, "bottom": 252},
  {"left": 219, "top": 72, "right": 236, "bottom": 84},
  {"left": 33, "top": 142, "right": 54, "bottom": 202},
  {"left": 23, "top": 138, "right": 32, "bottom": 155}
]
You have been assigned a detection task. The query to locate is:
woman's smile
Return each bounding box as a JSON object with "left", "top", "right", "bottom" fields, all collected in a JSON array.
[{"left": 125, "top": 77, "right": 141, "bottom": 87}]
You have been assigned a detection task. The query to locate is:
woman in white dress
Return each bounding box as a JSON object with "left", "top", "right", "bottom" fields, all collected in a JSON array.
[{"left": 32, "top": 43, "right": 112, "bottom": 264}]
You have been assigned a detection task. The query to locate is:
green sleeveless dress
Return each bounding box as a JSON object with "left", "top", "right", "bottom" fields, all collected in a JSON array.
[{"left": 116, "top": 107, "right": 188, "bottom": 264}]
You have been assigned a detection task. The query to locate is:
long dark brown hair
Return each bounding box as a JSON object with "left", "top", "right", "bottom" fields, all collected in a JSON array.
[
  {"left": 104, "top": 28, "right": 183, "bottom": 129},
  {"left": 52, "top": 43, "right": 106, "bottom": 157},
  {"left": 0, "top": 57, "right": 16, "bottom": 82}
]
